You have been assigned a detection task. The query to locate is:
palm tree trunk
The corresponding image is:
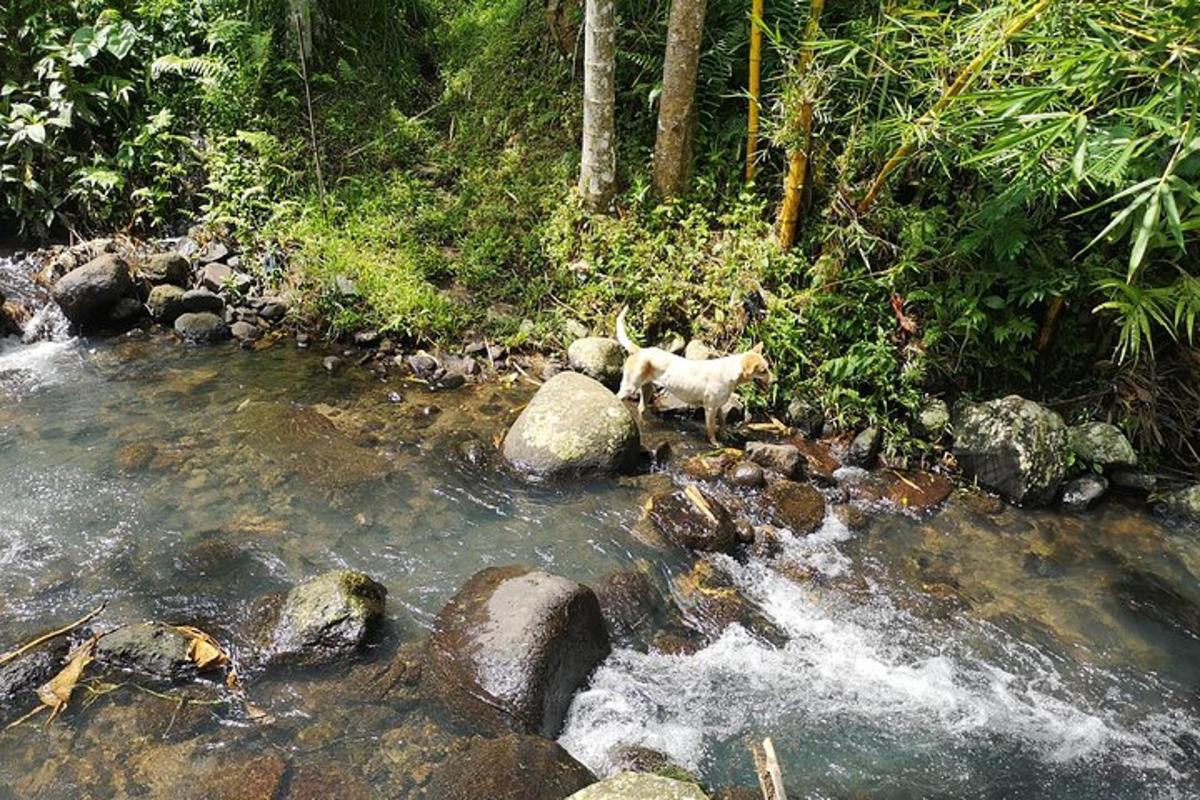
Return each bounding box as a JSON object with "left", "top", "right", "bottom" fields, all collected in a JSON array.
[
  {"left": 653, "top": 0, "right": 708, "bottom": 199},
  {"left": 580, "top": 0, "right": 617, "bottom": 211}
]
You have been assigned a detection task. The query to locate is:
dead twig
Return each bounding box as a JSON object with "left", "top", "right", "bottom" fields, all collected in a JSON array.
[
  {"left": 751, "top": 736, "right": 788, "bottom": 800},
  {"left": 0, "top": 603, "right": 105, "bottom": 668}
]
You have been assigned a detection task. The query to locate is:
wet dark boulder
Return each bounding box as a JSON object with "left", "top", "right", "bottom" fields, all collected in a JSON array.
[
  {"left": 0, "top": 639, "right": 68, "bottom": 710},
  {"left": 52, "top": 253, "right": 134, "bottom": 326},
  {"left": 428, "top": 565, "right": 609, "bottom": 737},
  {"left": 95, "top": 622, "right": 195, "bottom": 681},
  {"left": 744, "top": 442, "right": 802, "bottom": 478},
  {"left": 565, "top": 772, "right": 709, "bottom": 799},
  {"left": 761, "top": 480, "right": 826, "bottom": 535},
  {"left": 726, "top": 460, "right": 765, "bottom": 488},
  {"left": 270, "top": 570, "right": 387, "bottom": 664},
  {"left": 611, "top": 746, "right": 702, "bottom": 784},
  {"left": 147, "top": 284, "right": 187, "bottom": 323},
  {"left": 503, "top": 372, "right": 640, "bottom": 477},
  {"left": 645, "top": 487, "right": 739, "bottom": 554},
  {"left": 420, "top": 734, "right": 596, "bottom": 800},
  {"left": 174, "top": 311, "right": 229, "bottom": 343},
  {"left": 952, "top": 395, "right": 1069, "bottom": 506},
  {"left": 594, "top": 566, "right": 668, "bottom": 646},
  {"left": 139, "top": 252, "right": 190, "bottom": 286}
]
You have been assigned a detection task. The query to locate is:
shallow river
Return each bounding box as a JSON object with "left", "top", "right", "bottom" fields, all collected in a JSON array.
[{"left": 1, "top": 262, "right": 1199, "bottom": 798}]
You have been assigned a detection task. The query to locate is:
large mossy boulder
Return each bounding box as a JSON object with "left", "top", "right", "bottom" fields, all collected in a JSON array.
[
  {"left": 1068, "top": 422, "right": 1137, "bottom": 469},
  {"left": 174, "top": 311, "right": 229, "bottom": 343},
  {"left": 270, "top": 570, "right": 387, "bottom": 664},
  {"left": 52, "top": 253, "right": 134, "bottom": 327},
  {"left": 147, "top": 284, "right": 187, "bottom": 323},
  {"left": 567, "top": 336, "right": 626, "bottom": 388},
  {"left": 952, "top": 395, "right": 1068, "bottom": 506},
  {"left": 428, "top": 565, "right": 610, "bottom": 738},
  {"left": 565, "top": 772, "right": 709, "bottom": 800},
  {"left": 95, "top": 622, "right": 195, "bottom": 681},
  {"left": 503, "top": 372, "right": 640, "bottom": 477},
  {"left": 420, "top": 734, "right": 596, "bottom": 800}
]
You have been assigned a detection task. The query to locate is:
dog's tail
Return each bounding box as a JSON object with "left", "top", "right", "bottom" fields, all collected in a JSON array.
[{"left": 615, "top": 306, "right": 639, "bottom": 353}]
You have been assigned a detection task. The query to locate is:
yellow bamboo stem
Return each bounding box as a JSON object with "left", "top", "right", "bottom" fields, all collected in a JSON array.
[
  {"left": 776, "top": 0, "right": 824, "bottom": 250},
  {"left": 857, "top": 0, "right": 1055, "bottom": 214},
  {"left": 745, "top": 0, "right": 764, "bottom": 183}
]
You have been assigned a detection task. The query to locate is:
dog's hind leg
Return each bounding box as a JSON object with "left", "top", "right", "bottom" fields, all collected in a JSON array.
[{"left": 638, "top": 384, "right": 653, "bottom": 419}]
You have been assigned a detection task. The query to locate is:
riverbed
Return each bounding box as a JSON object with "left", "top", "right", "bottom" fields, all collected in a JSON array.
[{"left": 1, "top": 288, "right": 1199, "bottom": 797}]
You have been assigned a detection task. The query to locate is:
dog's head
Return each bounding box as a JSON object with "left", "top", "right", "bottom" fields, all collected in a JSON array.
[{"left": 740, "top": 343, "right": 772, "bottom": 389}]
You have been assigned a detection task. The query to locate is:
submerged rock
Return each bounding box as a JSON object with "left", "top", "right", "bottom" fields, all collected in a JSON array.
[
  {"left": 174, "top": 311, "right": 229, "bottom": 343},
  {"left": 52, "top": 254, "right": 134, "bottom": 327},
  {"left": 952, "top": 396, "right": 1069, "bottom": 506},
  {"left": 1112, "top": 567, "right": 1200, "bottom": 639},
  {"left": 744, "top": 442, "right": 802, "bottom": 478},
  {"left": 593, "top": 566, "right": 667, "bottom": 646},
  {"left": 1068, "top": 422, "right": 1137, "bottom": 469},
  {"left": 761, "top": 480, "right": 826, "bottom": 534},
  {"left": 420, "top": 734, "right": 596, "bottom": 800},
  {"left": 270, "top": 570, "right": 387, "bottom": 664},
  {"left": 428, "top": 565, "right": 609, "bottom": 737},
  {"left": 565, "top": 771, "right": 709, "bottom": 800},
  {"left": 503, "top": 372, "right": 640, "bottom": 477},
  {"left": 139, "top": 252, "right": 190, "bottom": 286},
  {"left": 645, "top": 488, "right": 738, "bottom": 554},
  {"left": 567, "top": 336, "right": 626, "bottom": 388},
  {"left": 1061, "top": 474, "right": 1108, "bottom": 511},
  {"left": 95, "top": 622, "right": 194, "bottom": 681},
  {"left": 1160, "top": 485, "right": 1200, "bottom": 522}
]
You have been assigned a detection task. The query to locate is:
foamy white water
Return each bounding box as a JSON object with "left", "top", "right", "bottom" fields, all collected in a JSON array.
[{"left": 559, "top": 516, "right": 1200, "bottom": 796}]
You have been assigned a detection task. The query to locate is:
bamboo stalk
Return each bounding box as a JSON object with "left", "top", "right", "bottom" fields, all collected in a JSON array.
[
  {"left": 1036, "top": 296, "right": 1065, "bottom": 351},
  {"left": 744, "top": 0, "right": 764, "bottom": 183},
  {"left": 776, "top": 0, "right": 825, "bottom": 250},
  {"left": 857, "top": 0, "right": 1055, "bottom": 214},
  {"left": 293, "top": 11, "right": 328, "bottom": 221}
]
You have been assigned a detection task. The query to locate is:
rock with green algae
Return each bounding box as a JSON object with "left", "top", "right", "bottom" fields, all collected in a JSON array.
[
  {"left": 502, "top": 371, "right": 640, "bottom": 477},
  {"left": 952, "top": 395, "right": 1069, "bottom": 507},
  {"left": 565, "top": 771, "right": 709, "bottom": 800},
  {"left": 418, "top": 734, "right": 596, "bottom": 800},
  {"left": 1068, "top": 421, "right": 1137, "bottom": 468},
  {"left": 1160, "top": 484, "right": 1200, "bottom": 522},
  {"left": 270, "top": 570, "right": 387, "bottom": 664}
]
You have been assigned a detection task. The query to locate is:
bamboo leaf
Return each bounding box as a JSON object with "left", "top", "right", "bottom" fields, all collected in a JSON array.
[{"left": 1127, "top": 188, "right": 1161, "bottom": 279}]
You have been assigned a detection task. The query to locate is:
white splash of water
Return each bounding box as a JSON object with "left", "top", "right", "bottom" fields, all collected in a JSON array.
[{"left": 559, "top": 515, "right": 1193, "bottom": 791}]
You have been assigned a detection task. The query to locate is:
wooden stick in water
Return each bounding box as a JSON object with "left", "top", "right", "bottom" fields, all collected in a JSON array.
[{"left": 751, "top": 736, "right": 788, "bottom": 800}]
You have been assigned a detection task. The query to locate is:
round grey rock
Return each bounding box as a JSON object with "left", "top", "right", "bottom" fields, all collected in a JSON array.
[
  {"left": 181, "top": 288, "right": 225, "bottom": 314},
  {"left": 1160, "top": 484, "right": 1200, "bottom": 522},
  {"left": 916, "top": 398, "right": 951, "bottom": 439},
  {"left": 174, "top": 312, "right": 229, "bottom": 343},
  {"left": 95, "top": 622, "right": 194, "bottom": 681},
  {"left": 52, "top": 254, "right": 133, "bottom": 326},
  {"left": 565, "top": 772, "right": 708, "bottom": 800},
  {"left": 139, "top": 252, "right": 190, "bottom": 286},
  {"left": 1061, "top": 473, "right": 1108, "bottom": 511},
  {"left": 147, "top": 284, "right": 187, "bottom": 323},
  {"left": 503, "top": 372, "right": 640, "bottom": 477},
  {"left": 567, "top": 336, "right": 626, "bottom": 388}
]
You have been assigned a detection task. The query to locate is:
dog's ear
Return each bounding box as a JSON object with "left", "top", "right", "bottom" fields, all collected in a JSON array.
[{"left": 752, "top": 342, "right": 764, "bottom": 353}]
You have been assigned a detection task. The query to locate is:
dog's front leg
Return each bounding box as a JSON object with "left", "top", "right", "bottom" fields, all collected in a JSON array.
[
  {"left": 638, "top": 384, "right": 653, "bottom": 418},
  {"left": 704, "top": 406, "right": 720, "bottom": 446}
]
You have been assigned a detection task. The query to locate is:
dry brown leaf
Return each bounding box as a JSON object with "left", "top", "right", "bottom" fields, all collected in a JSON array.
[
  {"left": 172, "top": 625, "right": 240, "bottom": 688},
  {"left": 37, "top": 637, "right": 97, "bottom": 722}
]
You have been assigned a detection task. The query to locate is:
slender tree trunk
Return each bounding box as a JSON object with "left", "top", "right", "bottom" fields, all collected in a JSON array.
[
  {"left": 744, "top": 0, "right": 764, "bottom": 183},
  {"left": 653, "top": 0, "right": 708, "bottom": 199},
  {"left": 776, "top": 0, "right": 824, "bottom": 251},
  {"left": 579, "top": 0, "right": 617, "bottom": 211}
]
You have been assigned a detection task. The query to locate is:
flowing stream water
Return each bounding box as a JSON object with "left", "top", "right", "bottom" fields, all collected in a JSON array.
[{"left": 1, "top": 253, "right": 1199, "bottom": 798}]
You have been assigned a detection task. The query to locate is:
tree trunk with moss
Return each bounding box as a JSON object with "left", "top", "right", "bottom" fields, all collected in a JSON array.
[
  {"left": 579, "top": 0, "right": 617, "bottom": 211},
  {"left": 652, "top": 0, "right": 707, "bottom": 198}
]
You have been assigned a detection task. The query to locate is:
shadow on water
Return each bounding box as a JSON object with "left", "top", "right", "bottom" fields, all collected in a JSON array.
[{"left": 1, "top": 322, "right": 1199, "bottom": 798}]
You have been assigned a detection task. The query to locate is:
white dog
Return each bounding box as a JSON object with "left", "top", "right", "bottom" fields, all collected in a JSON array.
[{"left": 615, "top": 307, "right": 772, "bottom": 444}]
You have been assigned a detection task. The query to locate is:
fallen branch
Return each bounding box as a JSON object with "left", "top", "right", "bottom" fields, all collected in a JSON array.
[
  {"left": 0, "top": 603, "right": 105, "bottom": 668},
  {"left": 751, "top": 736, "right": 788, "bottom": 800}
]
